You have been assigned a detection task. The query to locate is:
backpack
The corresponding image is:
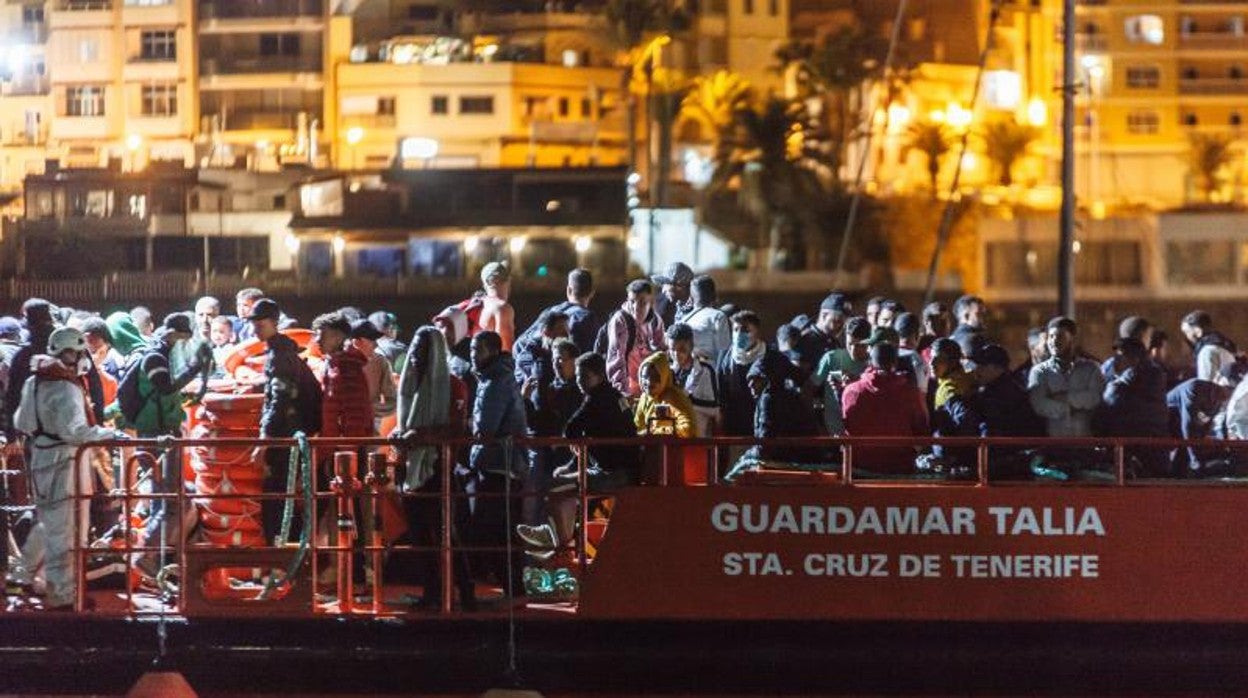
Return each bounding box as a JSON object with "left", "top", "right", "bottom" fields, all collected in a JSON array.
[
  {"left": 115, "top": 348, "right": 156, "bottom": 426},
  {"left": 593, "top": 310, "right": 637, "bottom": 358},
  {"left": 294, "top": 357, "right": 324, "bottom": 435},
  {"left": 438, "top": 295, "right": 486, "bottom": 339}
]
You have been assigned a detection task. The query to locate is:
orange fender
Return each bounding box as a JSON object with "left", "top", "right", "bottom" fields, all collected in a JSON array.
[{"left": 222, "top": 328, "right": 316, "bottom": 377}]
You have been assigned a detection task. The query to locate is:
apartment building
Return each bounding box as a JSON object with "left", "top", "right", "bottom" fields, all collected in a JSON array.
[
  {"left": 197, "top": 0, "right": 331, "bottom": 169},
  {"left": 43, "top": 0, "right": 196, "bottom": 169},
  {"left": 0, "top": 2, "right": 51, "bottom": 198},
  {"left": 334, "top": 55, "right": 626, "bottom": 170},
  {"left": 1072, "top": 0, "right": 1248, "bottom": 207}
]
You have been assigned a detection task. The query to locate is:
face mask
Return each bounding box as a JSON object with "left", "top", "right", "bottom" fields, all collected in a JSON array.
[{"left": 734, "top": 331, "right": 752, "bottom": 351}]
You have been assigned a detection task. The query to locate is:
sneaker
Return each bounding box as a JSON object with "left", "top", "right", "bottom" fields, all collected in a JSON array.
[{"left": 515, "top": 524, "right": 557, "bottom": 550}]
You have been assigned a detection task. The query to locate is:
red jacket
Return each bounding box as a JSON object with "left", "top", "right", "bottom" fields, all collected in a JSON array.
[
  {"left": 841, "top": 367, "right": 929, "bottom": 474},
  {"left": 321, "top": 347, "right": 375, "bottom": 437}
]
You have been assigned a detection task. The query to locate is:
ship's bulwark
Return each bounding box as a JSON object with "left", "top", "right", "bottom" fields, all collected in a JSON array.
[{"left": 6, "top": 615, "right": 1248, "bottom": 694}]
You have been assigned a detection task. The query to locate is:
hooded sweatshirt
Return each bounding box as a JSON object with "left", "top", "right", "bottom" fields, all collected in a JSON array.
[
  {"left": 841, "top": 367, "right": 930, "bottom": 474},
  {"left": 634, "top": 352, "right": 697, "bottom": 438},
  {"left": 470, "top": 353, "right": 528, "bottom": 478}
]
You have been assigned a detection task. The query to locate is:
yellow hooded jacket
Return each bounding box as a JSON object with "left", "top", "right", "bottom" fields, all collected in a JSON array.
[{"left": 634, "top": 352, "right": 698, "bottom": 438}]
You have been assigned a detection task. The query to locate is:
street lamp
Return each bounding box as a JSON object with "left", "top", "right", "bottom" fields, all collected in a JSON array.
[{"left": 345, "top": 126, "right": 365, "bottom": 170}]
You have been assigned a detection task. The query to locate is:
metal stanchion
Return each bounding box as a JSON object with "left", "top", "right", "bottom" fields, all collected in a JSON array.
[
  {"left": 331, "top": 452, "right": 359, "bottom": 613},
  {"left": 1114, "top": 443, "right": 1126, "bottom": 486},
  {"left": 977, "top": 443, "right": 989, "bottom": 487},
  {"left": 440, "top": 443, "right": 454, "bottom": 615},
  {"left": 576, "top": 445, "right": 590, "bottom": 573},
  {"left": 366, "top": 452, "right": 387, "bottom": 614}
]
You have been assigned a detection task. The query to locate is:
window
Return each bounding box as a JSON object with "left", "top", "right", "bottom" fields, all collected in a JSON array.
[
  {"left": 431, "top": 95, "right": 448, "bottom": 115},
  {"left": 558, "top": 97, "right": 570, "bottom": 117},
  {"left": 743, "top": 0, "right": 753, "bottom": 13},
  {"left": 66, "top": 85, "right": 105, "bottom": 117},
  {"left": 1168, "top": 241, "right": 1235, "bottom": 285},
  {"left": 1232, "top": 112, "right": 1242, "bottom": 127},
  {"left": 1183, "top": 113, "right": 1198, "bottom": 126},
  {"left": 140, "top": 30, "right": 176, "bottom": 61},
  {"left": 768, "top": 0, "right": 778, "bottom": 15},
  {"left": 459, "top": 96, "right": 494, "bottom": 115},
  {"left": 1126, "top": 65, "right": 1160, "bottom": 88},
  {"left": 141, "top": 84, "right": 177, "bottom": 117},
  {"left": 259, "top": 33, "right": 300, "bottom": 57},
  {"left": 1231, "top": 65, "right": 1244, "bottom": 80},
  {"left": 79, "top": 39, "right": 99, "bottom": 63},
  {"left": 1076, "top": 242, "right": 1142, "bottom": 286},
  {"left": 1126, "top": 110, "right": 1159, "bottom": 134},
  {"left": 378, "top": 96, "right": 396, "bottom": 116},
  {"left": 581, "top": 98, "right": 592, "bottom": 119},
  {"left": 22, "top": 5, "right": 43, "bottom": 25},
  {"left": 408, "top": 5, "right": 438, "bottom": 20},
  {"left": 1183, "top": 66, "right": 1199, "bottom": 80},
  {"left": 1125, "top": 15, "right": 1165, "bottom": 44}
]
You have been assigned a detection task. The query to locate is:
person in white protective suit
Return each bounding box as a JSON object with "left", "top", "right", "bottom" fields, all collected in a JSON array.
[{"left": 14, "top": 327, "right": 120, "bottom": 610}]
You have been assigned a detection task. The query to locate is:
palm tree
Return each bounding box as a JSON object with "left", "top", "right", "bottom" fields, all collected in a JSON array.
[
  {"left": 734, "top": 98, "right": 823, "bottom": 268},
  {"left": 905, "top": 120, "right": 952, "bottom": 198},
  {"left": 646, "top": 66, "right": 690, "bottom": 207},
  {"left": 1189, "top": 134, "right": 1235, "bottom": 202},
  {"left": 602, "top": 0, "right": 672, "bottom": 186},
  {"left": 980, "top": 118, "right": 1041, "bottom": 187},
  {"left": 775, "top": 26, "right": 889, "bottom": 186},
  {"left": 683, "top": 70, "right": 754, "bottom": 165}
]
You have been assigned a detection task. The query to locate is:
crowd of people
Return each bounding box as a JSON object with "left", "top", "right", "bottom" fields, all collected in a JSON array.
[{"left": 2, "top": 258, "right": 1246, "bottom": 610}]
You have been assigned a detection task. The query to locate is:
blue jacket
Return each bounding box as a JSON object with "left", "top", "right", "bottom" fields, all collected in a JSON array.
[{"left": 470, "top": 353, "right": 528, "bottom": 478}]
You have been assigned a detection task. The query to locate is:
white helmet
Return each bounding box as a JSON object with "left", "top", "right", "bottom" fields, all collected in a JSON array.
[{"left": 48, "top": 327, "right": 87, "bottom": 355}]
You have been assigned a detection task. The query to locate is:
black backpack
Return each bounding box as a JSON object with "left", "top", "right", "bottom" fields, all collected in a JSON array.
[
  {"left": 593, "top": 310, "right": 637, "bottom": 358},
  {"left": 115, "top": 349, "right": 156, "bottom": 425},
  {"left": 294, "top": 357, "right": 324, "bottom": 435}
]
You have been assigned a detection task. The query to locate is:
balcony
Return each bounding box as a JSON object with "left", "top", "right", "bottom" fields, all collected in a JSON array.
[
  {"left": 7, "top": 23, "right": 49, "bottom": 45},
  {"left": 199, "top": 0, "right": 322, "bottom": 20},
  {"left": 1179, "top": 76, "right": 1248, "bottom": 93},
  {"left": 208, "top": 110, "right": 301, "bottom": 131},
  {"left": 200, "top": 56, "right": 322, "bottom": 76},
  {"left": 1179, "top": 31, "right": 1248, "bottom": 49},
  {"left": 2, "top": 76, "right": 51, "bottom": 96},
  {"left": 1076, "top": 34, "right": 1108, "bottom": 51},
  {"left": 55, "top": 1, "right": 112, "bottom": 9},
  {"left": 1, "top": 130, "right": 48, "bottom": 147}
]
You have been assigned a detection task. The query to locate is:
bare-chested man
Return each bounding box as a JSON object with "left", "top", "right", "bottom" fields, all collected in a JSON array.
[{"left": 478, "top": 261, "right": 516, "bottom": 350}]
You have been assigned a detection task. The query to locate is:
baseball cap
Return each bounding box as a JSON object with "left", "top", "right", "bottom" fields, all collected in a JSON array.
[
  {"left": 246, "top": 298, "right": 281, "bottom": 322},
  {"left": 350, "top": 319, "right": 384, "bottom": 341},
  {"left": 0, "top": 316, "right": 22, "bottom": 340},
  {"left": 820, "top": 293, "right": 850, "bottom": 313},
  {"left": 652, "top": 262, "right": 694, "bottom": 286},
  {"left": 966, "top": 343, "right": 1010, "bottom": 369},
  {"left": 866, "top": 326, "right": 900, "bottom": 347}
]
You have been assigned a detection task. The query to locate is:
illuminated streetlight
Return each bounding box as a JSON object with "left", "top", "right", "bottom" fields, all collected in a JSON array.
[
  {"left": 125, "top": 133, "right": 142, "bottom": 152},
  {"left": 463, "top": 236, "right": 479, "bottom": 254},
  {"left": 345, "top": 127, "right": 365, "bottom": 145},
  {"left": 946, "top": 102, "right": 972, "bottom": 130},
  {"left": 574, "top": 236, "right": 592, "bottom": 253},
  {"left": 1027, "top": 97, "right": 1048, "bottom": 127},
  {"left": 332, "top": 235, "right": 346, "bottom": 254},
  {"left": 509, "top": 236, "right": 527, "bottom": 254}
]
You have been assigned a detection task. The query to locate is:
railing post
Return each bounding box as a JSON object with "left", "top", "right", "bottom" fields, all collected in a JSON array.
[
  {"left": 709, "top": 443, "right": 719, "bottom": 485},
  {"left": 577, "top": 444, "right": 590, "bottom": 574},
  {"left": 439, "top": 443, "right": 453, "bottom": 615},
  {"left": 1114, "top": 442, "right": 1126, "bottom": 486},
  {"left": 841, "top": 441, "right": 853, "bottom": 486},
  {"left": 74, "top": 448, "right": 85, "bottom": 613},
  {"left": 659, "top": 440, "right": 669, "bottom": 487},
  {"left": 366, "top": 452, "right": 387, "bottom": 615},
  {"left": 332, "top": 451, "right": 359, "bottom": 614},
  {"left": 977, "top": 442, "right": 989, "bottom": 486}
]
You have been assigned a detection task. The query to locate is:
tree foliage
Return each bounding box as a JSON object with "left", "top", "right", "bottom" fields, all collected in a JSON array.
[
  {"left": 1188, "top": 133, "right": 1236, "bottom": 202},
  {"left": 979, "top": 118, "right": 1041, "bottom": 187},
  {"left": 905, "top": 120, "right": 952, "bottom": 198}
]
